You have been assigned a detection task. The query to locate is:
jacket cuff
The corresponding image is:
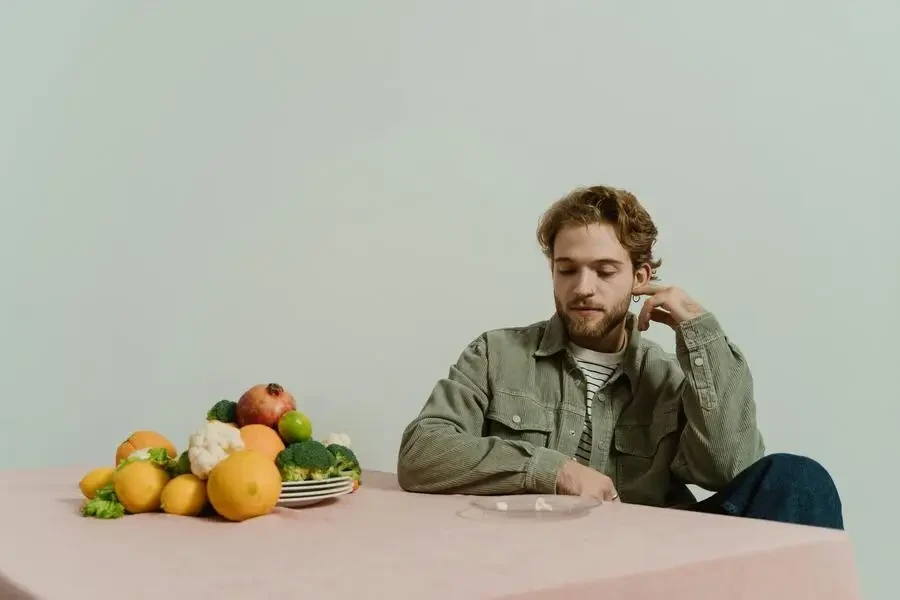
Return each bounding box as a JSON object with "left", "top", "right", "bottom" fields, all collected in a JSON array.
[
  {"left": 675, "top": 312, "right": 724, "bottom": 355},
  {"left": 525, "top": 447, "right": 570, "bottom": 493}
]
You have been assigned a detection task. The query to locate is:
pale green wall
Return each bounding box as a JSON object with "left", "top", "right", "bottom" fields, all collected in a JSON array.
[{"left": 1, "top": 2, "right": 897, "bottom": 597}]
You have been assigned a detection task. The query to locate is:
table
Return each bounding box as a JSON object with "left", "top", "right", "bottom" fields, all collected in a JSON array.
[{"left": 0, "top": 467, "right": 860, "bottom": 599}]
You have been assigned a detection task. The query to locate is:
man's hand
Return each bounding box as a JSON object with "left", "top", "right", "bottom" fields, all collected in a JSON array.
[
  {"left": 555, "top": 459, "right": 620, "bottom": 502},
  {"left": 632, "top": 282, "right": 707, "bottom": 332}
]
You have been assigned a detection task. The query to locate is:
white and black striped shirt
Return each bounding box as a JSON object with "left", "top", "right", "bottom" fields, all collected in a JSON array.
[{"left": 569, "top": 343, "right": 624, "bottom": 465}]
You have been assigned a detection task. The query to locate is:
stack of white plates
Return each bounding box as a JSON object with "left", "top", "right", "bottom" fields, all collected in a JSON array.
[{"left": 277, "top": 476, "right": 354, "bottom": 508}]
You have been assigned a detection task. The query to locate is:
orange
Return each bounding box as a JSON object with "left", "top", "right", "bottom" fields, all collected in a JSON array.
[
  {"left": 115, "top": 431, "right": 177, "bottom": 466},
  {"left": 239, "top": 424, "right": 285, "bottom": 461},
  {"left": 206, "top": 450, "right": 281, "bottom": 522},
  {"left": 277, "top": 410, "right": 313, "bottom": 444},
  {"left": 114, "top": 461, "right": 170, "bottom": 513}
]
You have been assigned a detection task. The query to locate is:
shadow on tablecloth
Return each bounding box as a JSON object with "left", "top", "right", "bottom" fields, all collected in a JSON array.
[{"left": 0, "top": 573, "right": 36, "bottom": 600}]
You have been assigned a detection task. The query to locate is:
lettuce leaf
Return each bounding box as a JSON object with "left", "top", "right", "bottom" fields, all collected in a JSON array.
[
  {"left": 116, "top": 447, "right": 177, "bottom": 475},
  {"left": 81, "top": 483, "right": 125, "bottom": 519}
]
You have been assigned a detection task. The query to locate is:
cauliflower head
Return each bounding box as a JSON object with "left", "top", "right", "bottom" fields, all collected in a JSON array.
[
  {"left": 323, "top": 432, "right": 351, "bottom": 448},
  {"left": 187, "top": 420, "right": 245, "bottom": 480}
]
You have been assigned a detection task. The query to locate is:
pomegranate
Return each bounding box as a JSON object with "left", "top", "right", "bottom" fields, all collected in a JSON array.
[{"left": 236, "top": 383, "right": 296, "bottom": 429}]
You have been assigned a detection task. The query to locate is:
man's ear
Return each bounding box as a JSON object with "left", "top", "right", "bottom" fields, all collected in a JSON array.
[{"left": 632, "top": 263, "right": 652, "bottom": 289}]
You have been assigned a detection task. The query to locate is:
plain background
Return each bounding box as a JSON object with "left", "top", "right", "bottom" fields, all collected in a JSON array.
[{"left": 1, "top": 1, "right": 897, "bottom": 597}]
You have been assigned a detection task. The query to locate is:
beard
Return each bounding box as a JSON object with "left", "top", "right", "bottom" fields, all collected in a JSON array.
[{"left": 555, "top": 292, "right": 631, "bottom": 343}]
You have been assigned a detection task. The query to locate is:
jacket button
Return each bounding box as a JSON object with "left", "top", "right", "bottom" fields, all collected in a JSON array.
[
  {"left": 694, "top": 357, "right": 704, "bottom": 366},
  {"left": 512, "top": 415, "right": 522, "bottom": 424}
]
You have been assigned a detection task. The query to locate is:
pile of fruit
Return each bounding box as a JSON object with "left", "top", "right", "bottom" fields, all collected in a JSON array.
[{"left": 78, "top": 382, "right": 361, "bottom": 522}]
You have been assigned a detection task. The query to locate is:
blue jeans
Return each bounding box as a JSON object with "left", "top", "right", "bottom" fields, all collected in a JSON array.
[{"left": 684, "top": 453, "right": 844, "bottom": 530}]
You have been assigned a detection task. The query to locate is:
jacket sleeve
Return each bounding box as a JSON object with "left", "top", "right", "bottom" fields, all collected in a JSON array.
[
  {"left": 396, "top": 334, "right": 570, "bottom": 495},
  {"left": 669, "top": 313, "right": 765, "bottom": 490}
]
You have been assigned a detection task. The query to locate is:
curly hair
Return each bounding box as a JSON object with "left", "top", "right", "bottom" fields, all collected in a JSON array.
[{"left": 537, "top": 185, "right": 662, "bottom": 279}]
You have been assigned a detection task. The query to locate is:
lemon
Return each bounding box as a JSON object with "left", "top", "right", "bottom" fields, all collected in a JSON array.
[
  {"left": 161, "top": 474, "right": 208, "bottom": 517},
  {"left": 114, "top": 461, "right": 170, "bottom": 514},
  {"left": 79, "top": 466, "right": 116, "bottom": 499}
]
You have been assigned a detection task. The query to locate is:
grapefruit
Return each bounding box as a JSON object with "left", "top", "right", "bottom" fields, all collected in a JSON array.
[
  {"left": 115, "top": 431, "right": 177, "bottom": 466},
  {"left": 114, "top": 461, "right": 170, "bottom": 513},
  {"left": 240, "top": 424, "right": 286, "bottom": 461},
  {"left": 206, "top": 450, "right": 281, "bottom": 522}
]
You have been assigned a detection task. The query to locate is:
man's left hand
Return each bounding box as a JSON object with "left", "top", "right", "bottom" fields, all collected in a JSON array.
[{"left": 632, "top": 282, "right": 707, "bottom": 332}]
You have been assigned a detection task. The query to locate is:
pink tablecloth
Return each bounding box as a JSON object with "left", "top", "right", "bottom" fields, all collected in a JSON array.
[{"left": 0, "top": 467, "right": 859, "bottom": 600}]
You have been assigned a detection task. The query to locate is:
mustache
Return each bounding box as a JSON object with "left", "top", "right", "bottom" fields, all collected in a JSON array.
[{"left": 568, "top": 303, "right": 603, "bottom": 310}]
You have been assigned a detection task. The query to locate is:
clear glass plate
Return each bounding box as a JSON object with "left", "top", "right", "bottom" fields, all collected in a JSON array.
[{"left": 463, "top": 494, "right": 601, "bottom": 520}]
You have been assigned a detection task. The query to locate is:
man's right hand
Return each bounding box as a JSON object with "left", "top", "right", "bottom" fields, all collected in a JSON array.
[{"left": 555, "top": 459, "right": 621, "bottom": 502}]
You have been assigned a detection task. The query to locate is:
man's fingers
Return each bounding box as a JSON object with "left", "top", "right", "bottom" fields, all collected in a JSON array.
[
  {"left": 582, "top": 488, "right": 620, "bottom": 502},
  {"left": 638, "top": 294, "right": 666, "bottom": 330},
  {"left": 632, "top": 282, "right": 670, "bottom": 296},
  {"left": 648, "top": 308, "right": 678, "bottom": 328}
]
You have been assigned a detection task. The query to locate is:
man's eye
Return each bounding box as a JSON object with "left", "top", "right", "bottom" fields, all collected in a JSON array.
[
  {"left": 557, "top": 270, "right": 575, "bottom": 276},
  {"left": 597, "top": 270, "right": 616, "bottom": 278}
]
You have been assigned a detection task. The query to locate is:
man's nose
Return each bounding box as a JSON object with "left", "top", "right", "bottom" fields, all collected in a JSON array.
[{"left": 573, "top": 270, "right": 595, "bottom": 296}]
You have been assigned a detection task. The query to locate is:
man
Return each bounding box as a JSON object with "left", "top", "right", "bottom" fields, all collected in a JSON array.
[{"left": 396, "top": 185, "right": 843, "bottom": 529}]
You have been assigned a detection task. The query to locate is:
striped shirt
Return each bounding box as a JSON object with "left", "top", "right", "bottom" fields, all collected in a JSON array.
[{"left": 569, "top": 342, "right": 624, "bottom": 465}]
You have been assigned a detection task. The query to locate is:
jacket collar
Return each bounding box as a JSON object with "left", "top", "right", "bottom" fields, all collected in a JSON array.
[{"left": 534, "top": 312, "right": 647, "bottom": 394}]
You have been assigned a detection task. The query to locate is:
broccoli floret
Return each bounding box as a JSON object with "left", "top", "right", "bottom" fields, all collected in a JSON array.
[
  {"left": 327, "top": 444, "right": 361, "bottom": 481},
  {"left": 207, "top": 399, "right": 237, "bottom": 424},
  {"left": 340, "top": 465, "right": 362, "bottom": 483},
  {"left": 276, "top": 440, "right": 337, "bottom": 481}
]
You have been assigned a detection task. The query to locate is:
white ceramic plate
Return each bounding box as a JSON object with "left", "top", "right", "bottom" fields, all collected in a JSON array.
[
  {"left": 468, "top": 494, "right": 601, "bottom": 519},
  {"left": 277, "top": 486, "right": 353, "bottom": 508},
  {"left": 279, "top": 483, "right": 353, "bottom": 499},
  {"left": 281, "top": 476, "right": 351, "bottom": 489}
]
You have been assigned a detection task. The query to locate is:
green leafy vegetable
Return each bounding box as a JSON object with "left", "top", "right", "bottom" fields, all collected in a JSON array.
[
  {"left": 326, "top": 444, "right": 361, "bottom": 482},
  {"left": 172, "top": 450, "right": 192, "bottom": 476},
  {"left": 116, "top": 447, "right": 178, "bottom": 476},
  {"left": 276, "top": 440, "right": 337, "bottom": 481},
  {"left": 81, "top": 483, "right": 125, "bottom": 519},
  {"left": 206, "top": 399, "right": 238, "bottom": 424}
]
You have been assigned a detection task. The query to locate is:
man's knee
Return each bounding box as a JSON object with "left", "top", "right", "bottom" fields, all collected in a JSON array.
[
  {"left": 759, "top": 453, "right": 841, "bottom": 503},
  {"left": 714, "top": 453, "right": 843, "bottom": 529}
]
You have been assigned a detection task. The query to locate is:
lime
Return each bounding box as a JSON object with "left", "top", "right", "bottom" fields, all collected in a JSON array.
[{"left": 278, "top": 410, "right": 313, "bottom": 443}]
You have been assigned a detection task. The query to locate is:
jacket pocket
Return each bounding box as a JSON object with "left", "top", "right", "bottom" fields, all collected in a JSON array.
[
  {"left": 485, "top": 391, "right": 553, "bottom": 448},
  {"left": 614, "top": 408, "right": 679, "bottom": 457},
  {"left": 613, "top": 408, "right": 680, "bottom": 505}
]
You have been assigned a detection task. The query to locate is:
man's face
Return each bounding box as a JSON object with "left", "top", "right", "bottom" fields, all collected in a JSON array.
[{"left": 552, "top": 222, "right": 647, "bottom": 345}]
